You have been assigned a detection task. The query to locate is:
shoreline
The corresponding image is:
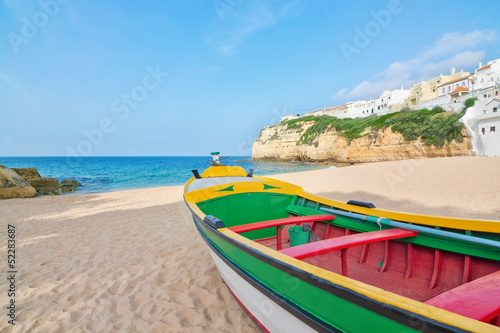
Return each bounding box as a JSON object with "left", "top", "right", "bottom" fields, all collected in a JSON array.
[{"left": 6, "top": 156, "right": 500, "bottom": 221}]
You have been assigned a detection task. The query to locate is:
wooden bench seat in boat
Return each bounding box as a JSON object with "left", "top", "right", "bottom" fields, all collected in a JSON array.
[
  {"left": 228, "top": 214, "right": 336, "bottom": 250},
  {"left": 279, "top": 228, "right": 418, "bottom": 260},
  {"left": 424, "top": 270, "right": 500, "bottom": 323},
  {"left": 279, "top": 228, "right": 418, "bottom": 277},
  {"left": 228, "top": 214, "right": 335, "bottom": 233}
]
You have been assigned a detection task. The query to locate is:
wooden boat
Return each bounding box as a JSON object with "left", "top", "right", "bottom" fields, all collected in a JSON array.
[{"left": 183, "top": 163, "right": 500, "bottom": 332}]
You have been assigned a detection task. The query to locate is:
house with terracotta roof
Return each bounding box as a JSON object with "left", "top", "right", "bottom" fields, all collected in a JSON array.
[
  {"left": 404, "top": 68, "right": 471, "bottom": 108},
  {"left": 437, "top": 74, "right": 473, "bottom": 100},
  {"left": 471, "top": 59, "right": 500, "bottom": 101}
]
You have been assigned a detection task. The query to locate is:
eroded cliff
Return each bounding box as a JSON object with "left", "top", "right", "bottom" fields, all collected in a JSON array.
[{"left": 252, "top": 122, "right": 471, "bottom": 163}]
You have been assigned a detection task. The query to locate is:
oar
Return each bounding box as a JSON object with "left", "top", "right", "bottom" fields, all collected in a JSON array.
[{"left": 320, "top": 207, "right": 500, "bottom": 249}]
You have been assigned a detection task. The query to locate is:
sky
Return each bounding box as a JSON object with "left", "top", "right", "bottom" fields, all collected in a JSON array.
[{"left": 0, "top": 0, "right": 499, "bottom": 157}]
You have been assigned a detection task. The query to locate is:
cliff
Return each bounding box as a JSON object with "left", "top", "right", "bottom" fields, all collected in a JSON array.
[{"left": 252, "top": 122, "right": 471, "bottom": 163}]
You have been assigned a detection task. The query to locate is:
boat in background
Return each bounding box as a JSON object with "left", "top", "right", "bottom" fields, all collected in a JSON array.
[{"left": 183, "top": 154, "right": 500, "bottom": 332}]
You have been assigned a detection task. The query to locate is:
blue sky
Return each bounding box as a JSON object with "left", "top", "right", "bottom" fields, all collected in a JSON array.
[{"left": 0, "top": 0, "right": 498, "bottom": 157}]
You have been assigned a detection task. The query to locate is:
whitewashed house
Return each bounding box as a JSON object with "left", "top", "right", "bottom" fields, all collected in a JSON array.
[
  {"left": 461, "top": 97, "right": 500, "bottom": 157},
  {"left": 437, "top": 74, "right": 473, "bottom": 101},
  {"left": 476, "top": 98, "right": 500, "bottom": 156},
  {"left": 344, "top": 99, "right": 377, "bottom": 118},
  {"left": 374, "top": 89, "right": 410, "bottom": 115},
  {"left": 339, "top": 89, "right": 409, "bottom": 119},
  {"left": 471, "top": 59, "right": 500, "bottom": 102}
]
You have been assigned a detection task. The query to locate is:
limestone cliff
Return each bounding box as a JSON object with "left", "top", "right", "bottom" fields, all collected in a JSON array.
[{"left": 252, "top": 122, "right": 471, "bottom": 163}]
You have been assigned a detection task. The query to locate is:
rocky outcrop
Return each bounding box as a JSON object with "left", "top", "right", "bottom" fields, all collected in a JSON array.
[
  {"left": 59, "top": 179, "right": 82, "bottom": 193},
  {"left": 252, "top": 124, "right": 471, "bottom": 163},
  {"left": 29, "top": 178, "right": 60, "bottom": 196},
  {"left": 0, "top": 166, "right": 83, "bottom": 199},
  {"left": 11, "top": 168, "right": 42, "bottom": 182},
  {"left": 0, "top": 168, "right": 37, "bottom": 199}
]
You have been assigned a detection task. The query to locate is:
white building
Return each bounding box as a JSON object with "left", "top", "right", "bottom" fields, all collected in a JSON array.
[
  {"left": 374, "top": 89, "right": 410, "bottom": 114},
  {"left": 340, "top": 88, "right": 410, "bottom": 119},
  {"left": 344, "top": 99, "right": 376, "bottom": 118},
  {"left": 471, "top": 59, "right": 500, "bottom": 102},
  {"left": 304, "top": 104, "right": 348, "bottom": 117},
  {"left": 437, "top": 75, "right": 473, "bottom": 99},
  {"left": 477, "top": 98, "right": 500, "bottom": 155},
  {"left": 460, "top": 97, "right": 500, "bottom": 157}
]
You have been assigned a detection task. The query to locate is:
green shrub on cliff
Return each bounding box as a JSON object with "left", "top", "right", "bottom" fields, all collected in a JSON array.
[
  {"left": 389, "top": 109, "right": 464, "bottom": 146},
  {"left": 390, "top": 109, "right": 431, "bottom": 141},
  {"left": 421, "top": 112, "right": 464, "bottom": 147},
  {"left": 280, "top": 107, "right": 464, "bottom": 147},
  {"left": 464, "top": 97, "right": 478, "bottom": 109},
  {"left": 283, "top": 116, "right": 317, "bottom": 130}
]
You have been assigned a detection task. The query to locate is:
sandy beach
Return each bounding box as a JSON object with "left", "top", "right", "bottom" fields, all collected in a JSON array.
[{"left": 1, "top": 156, "right": 500, "bottom": 332}]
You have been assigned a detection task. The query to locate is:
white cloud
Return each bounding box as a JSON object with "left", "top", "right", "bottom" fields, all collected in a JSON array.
[
  {"left": 421, "top": 30, "right": 497, "bottom": 60},
  {"left": 418, "top": 50, "right": 486, "bottom": 79},
  {"left": 206, "top": 1, "right": 302, "bottom": 56},
  {"left": 333, "top": 29, "right": 498, "bottom": 102}
]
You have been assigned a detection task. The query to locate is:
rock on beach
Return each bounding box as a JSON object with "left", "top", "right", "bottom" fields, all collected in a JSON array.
[{"left": 0, "top": 168, "right": 37, "bottom": 199}]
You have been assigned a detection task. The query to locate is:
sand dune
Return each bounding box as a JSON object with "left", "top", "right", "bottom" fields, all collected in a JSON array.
[{"left": 1, "top": 156, "right": 499, "bottom": 332}]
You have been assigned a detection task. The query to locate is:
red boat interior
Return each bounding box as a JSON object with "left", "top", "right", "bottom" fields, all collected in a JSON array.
[{"left": 228, "top": 214, "right": 500, "bottom": 327}]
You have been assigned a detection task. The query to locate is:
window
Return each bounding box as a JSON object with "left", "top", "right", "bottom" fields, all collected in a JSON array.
[
  {"left": 462, "top": 82, "right": 466, "bottom": 86},
  {"left": 481, "top": 78, "right": 484, "bottom": 83},
  {"left": 491, "top": 78, "right": 494, "bottom": 82},
  {"left": 494, "top": 107, "right": 498, "bottom": 113},
  {"left": 433, "top": 88, "right": 436, "bottom": 92},
  {"left": 388, "top": 97, "right": 391, "bottom": 100},
  {"left": 448, "top": 86, "right": 451, "bottom": 92},
  {"left": 491, "top": 126, "right": 496, "bottom": 133},
  {"left": 442, "top": 88, "right": 445, "bottom": 93},
  {"left": 482, "top": 127, "right": 485, "bottom": 135},
  {"left": 484, "top": 94, "right": 488, "bottom": 98},
  {"left": 456, "top": 84, "right": 459, "bottom": 89}
]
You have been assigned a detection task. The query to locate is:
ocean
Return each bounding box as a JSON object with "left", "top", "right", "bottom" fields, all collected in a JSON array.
[{"left": 0, "top": 156, "right": 328, "bottom": 194}]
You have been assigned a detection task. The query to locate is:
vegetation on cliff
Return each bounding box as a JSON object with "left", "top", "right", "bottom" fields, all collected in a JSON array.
[{"left": 273, "top": 104, "right": 469, "bottom": 147}]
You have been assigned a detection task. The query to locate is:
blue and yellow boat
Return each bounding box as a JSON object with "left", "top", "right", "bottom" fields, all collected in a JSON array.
[{"left": 183, "top": 157, "right": 500, "bottom": 332}]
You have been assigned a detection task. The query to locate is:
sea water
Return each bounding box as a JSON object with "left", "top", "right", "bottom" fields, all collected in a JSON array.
[{"left": 0, "top": 156, "right": 327, "bottom": 194}]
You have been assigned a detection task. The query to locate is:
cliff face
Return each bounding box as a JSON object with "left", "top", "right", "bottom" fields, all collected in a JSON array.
[{"left": 252, "top": 122, "right": 471, "bottom": 163}]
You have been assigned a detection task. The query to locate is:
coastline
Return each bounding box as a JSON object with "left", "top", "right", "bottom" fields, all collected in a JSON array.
[{"left": 1, "top": 156, "right": 499, "bottom": 332}]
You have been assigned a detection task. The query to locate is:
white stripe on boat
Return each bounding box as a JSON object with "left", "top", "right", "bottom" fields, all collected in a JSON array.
[{"left": 208, "top": 248, "right": 318, "bottom": 333}]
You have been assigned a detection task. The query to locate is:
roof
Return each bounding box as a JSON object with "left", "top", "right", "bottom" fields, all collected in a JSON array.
[
  {"left": 437, "top": 74, "right": 472, "bottom": 87},
  {"left": 478, "top": 64, "right": 492, "bottom": 71},
  {"left": 450, "top": 87, "right": 469, "bottom": 94},
  {"left": 485, "top": 97, "right": 500, "bottom": 106}
]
